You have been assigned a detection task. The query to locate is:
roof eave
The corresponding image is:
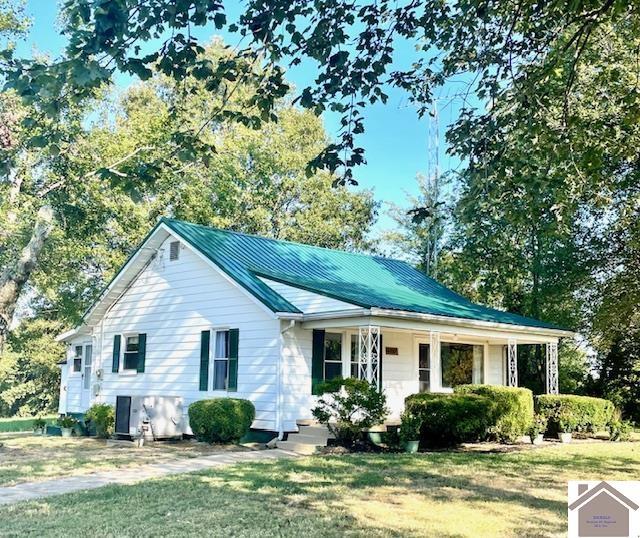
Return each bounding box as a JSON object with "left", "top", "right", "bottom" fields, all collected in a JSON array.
[{"left": 301, "top": 307, "right": 574, "bottom": 338}]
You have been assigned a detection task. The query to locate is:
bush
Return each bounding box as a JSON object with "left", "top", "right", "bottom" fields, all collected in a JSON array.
[
  {"left": 57, "top": 415, "right": 78, "bottom": 428},
  {"left": 311, "top": 378, "right": 388, "bottom": 447},
  {"left": 609, "top": 420, "right": 633, "bottom": 442},
  {"left": 188, "top": 398, "right": 255, "bottom": 443},
  {"left": 527, "top": 413, "right": 548, "bottom": 438},
  {"left": 535, "top": 394, "right": 615, "bottom": 435},
  {"left": 84, "top": 404, "right": 115, "bottom": 438},
  {"left": 405, "top": 393, "right": 494, "bottom": 447},
  {"left": 399, "top": 410, "right": 422, "bottom": 445},
  {"left": 455, "top": 385, "right": 534, "bottom": 443}
]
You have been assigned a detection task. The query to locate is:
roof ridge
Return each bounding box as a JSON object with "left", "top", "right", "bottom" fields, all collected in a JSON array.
[{"left": 161, "top": 217, "right": 412, "bottom": 264}]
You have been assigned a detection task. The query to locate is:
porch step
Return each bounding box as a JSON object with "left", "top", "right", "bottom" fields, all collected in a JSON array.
[
  {"left": 275, "top": 441, "right": 320, "bottom": 455},
  {"left": 276, "top": 422, "right": 332, "bottom": 454}
]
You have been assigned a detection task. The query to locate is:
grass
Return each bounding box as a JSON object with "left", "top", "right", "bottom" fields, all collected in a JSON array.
[
  {"left": 0, "top": 416, "right": 56, "bottom": 433},
  {"left": 0, "top": 434, "right": 248, "bottom": 487},
  {"left": 0, "top": 442, "right": 638, "bottom": 537}
]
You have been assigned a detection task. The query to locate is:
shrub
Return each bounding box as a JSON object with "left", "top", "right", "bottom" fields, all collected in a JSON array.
[
  {"left": 188, "top": 398, "right": 255, "bottom": 443},
  {"left": 609, "top": 420, "right": 633, "bottom": 442},
  {"left": 405, "top": 393, "right": 493, "bottom": 447},
  {"left": 527, "top": 413, "right": 548, "bottom": 438},
  {"left": 311, "top": 378, "right": 388, "bottom": 447},
  {"left": 535, "top": 394, "right": 615, "bottom": 435},
  {"left": 399, "top": 410, "right": 422, "bottom": 445},
  {"left": 455, "top": 385, "right": 534, "bottom": 443},
  {"left": 84, "top": 404, "right": 115, "bottom": 439},
  {"left": 32, "top": 417, "right": 47, "bottom": 431},
  {"left": 57, "top": 415, "right": 77, "bottom": 428}
]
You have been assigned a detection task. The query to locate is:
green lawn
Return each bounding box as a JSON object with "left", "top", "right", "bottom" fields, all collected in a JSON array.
[
  {"left": 0, "top": 416, "right": 56, "bottom": 433},
  {"left": 0, "top": 442, "right": 638, "bottom": 537},
  {"left": 0, "top": 434, "right": 248, "bottom": 487}
]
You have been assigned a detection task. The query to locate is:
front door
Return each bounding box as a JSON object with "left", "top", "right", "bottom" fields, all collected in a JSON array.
[{"left": 81, "top": 344, "right": 93, "bottom": 408}]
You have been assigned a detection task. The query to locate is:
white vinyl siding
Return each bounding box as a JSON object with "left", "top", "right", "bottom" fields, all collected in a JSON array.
[{"left": 75, "top": 237, "right": 280, "bottom": 431}]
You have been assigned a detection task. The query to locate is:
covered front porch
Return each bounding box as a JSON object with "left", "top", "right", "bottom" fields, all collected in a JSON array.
[{"left": 304, "top": 312, "right": 565, "bottom": 418}]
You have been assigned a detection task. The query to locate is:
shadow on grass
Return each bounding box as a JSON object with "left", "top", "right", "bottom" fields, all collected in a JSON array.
[{"left": 1, "top": 446, "right": 638, "bottom": 537}]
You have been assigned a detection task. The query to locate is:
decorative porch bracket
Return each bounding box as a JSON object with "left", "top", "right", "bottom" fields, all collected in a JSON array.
[
  {"left": 358, "top": 325, "right": 380, "bottom": 388},
  {"left": 507, "top": 339, "right": 518, "bottom": 387},
  {"left": 545, "top": 342, "right": 559, "bottom": 394}
]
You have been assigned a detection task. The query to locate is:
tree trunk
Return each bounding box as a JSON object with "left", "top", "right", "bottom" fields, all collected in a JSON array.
[{"left": 0, "top": 205, "right": 54, "bottom": 352}]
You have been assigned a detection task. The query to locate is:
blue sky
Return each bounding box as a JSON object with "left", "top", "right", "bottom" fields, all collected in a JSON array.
[{"left": 18, "top": 1, "right": 474, "bottom": 232}]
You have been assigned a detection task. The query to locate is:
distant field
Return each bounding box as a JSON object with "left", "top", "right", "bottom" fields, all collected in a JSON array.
[{"left": 0, "top": 416, "right": 56, "bottom": 433}]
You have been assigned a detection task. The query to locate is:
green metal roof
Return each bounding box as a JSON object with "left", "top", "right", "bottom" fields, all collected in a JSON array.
[{"left": 162, "top": 218, "right": 564, "bottom": 331}]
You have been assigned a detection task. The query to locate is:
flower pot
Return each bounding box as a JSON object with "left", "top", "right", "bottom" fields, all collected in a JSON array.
[
  {"left": 367, "top": 431, "right": 383, "bottom": 445},
  {"left": 33, "top": 427, "right": 46, "bottom": 436},
  {"left": 558, "top": 432, "right": 572, "bottom": 443},
  {"left": 404, "top": 440, "right": 419, "bottom": 454},
  {"left": 61, "top": 427, "right": 73, "bottom": 438},
  {"left": 530, "top": 434, "right": 544, "bottom": 445}
]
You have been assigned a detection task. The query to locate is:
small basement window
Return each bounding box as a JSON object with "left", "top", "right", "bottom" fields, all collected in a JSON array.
[
  {"left": 169, "top": 241, "right": 180, "bottom": 261},
  {"left": 123, "top": 335, "right": 140, "bottom": 370},
  {"left": 73, "top": 345, "right": 82, "bottom": 372}
]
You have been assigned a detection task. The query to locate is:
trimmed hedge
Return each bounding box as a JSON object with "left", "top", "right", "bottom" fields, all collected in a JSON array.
[
  {"left": 535, "top": 394, "right": 615, "bottom": 434},
  {"left": 188, "top": 398, "right": 255, "bottom": 443},
  {"left": 405, "top": 393, "right": 494, "bottom": 447},
  {"left": 455, "top": 385, "right": 534, "bottom": 443}
]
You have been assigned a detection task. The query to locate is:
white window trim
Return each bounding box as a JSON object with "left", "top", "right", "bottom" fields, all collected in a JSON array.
[
  {"left": 321, "top": 330, "right": 345, "bottom": 382},
  {"left": 210, "top": 327, "right": 231, "bottom": 393},
  {"left": 70, "top": 343, "right": 89, "bottom": 376},
  {"left": 120, "top": 332, "right": 141, "bottom": 375}
]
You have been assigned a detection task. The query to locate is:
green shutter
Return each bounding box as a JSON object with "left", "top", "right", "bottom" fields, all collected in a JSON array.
[
  {"left": 311, "top": 329, "right": 325, "bottom": 395},
  {"left": 199, "top": 330, "right": 210, "bottom": 391},
  {"left": 137, "top": 333, "right": 147, "bottom": 373},
  {"left": 228, "top": 328, "right": 239, "bottom": 392},
  {"left": 112, "top": 335, "right": 121, "bottom": 373}
]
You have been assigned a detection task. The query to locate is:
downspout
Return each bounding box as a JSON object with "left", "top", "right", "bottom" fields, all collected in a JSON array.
[{"left": 278, "top": 319, "right": 296, "bottom": 440}]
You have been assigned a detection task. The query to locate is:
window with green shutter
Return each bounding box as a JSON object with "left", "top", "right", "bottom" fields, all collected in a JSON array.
[
  {"left": 199, "top": 330, "right": 210, "bottom": 391},
  {"left": 112, "top": 335, "right": 121, "bottom": 373}
]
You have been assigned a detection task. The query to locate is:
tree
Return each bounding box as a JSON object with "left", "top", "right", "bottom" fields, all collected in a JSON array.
[
  {"left": 4, "top": 1, "right": 637, "bottom": 182},
  {"left": 0, "top": 318, "right": 64, "bottom": 416}
]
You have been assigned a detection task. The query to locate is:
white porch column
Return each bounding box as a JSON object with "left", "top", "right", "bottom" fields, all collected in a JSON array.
[
  {"left": 507, "top": 339, "right": 518, "bottom": 387},
  {"left": 546, "top": 342, "right": 559, "bottom": 394},
  {"left": 430, "top": 331, "right": 441, "bottom": 391},
  {"left": 358, "top": 325, "right": 380, "bottom": 388}
]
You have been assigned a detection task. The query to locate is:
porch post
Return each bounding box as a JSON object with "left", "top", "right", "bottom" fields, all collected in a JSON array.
[
  {"left": 430, "top": 331, "right": 441, "bottom": 391},
  {"left": 358, "top": 325, "right": 380, "bottom": 388},
  {"left": 545, "top": 342, "right": 559, "bottom": 394},
  {"left": 507, "top": 339, "right": 518, "bottom": 387}
]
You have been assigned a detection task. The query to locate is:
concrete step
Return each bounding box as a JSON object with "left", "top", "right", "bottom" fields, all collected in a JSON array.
[
  {"left": 287, "top": 433, "right": 330, "bottom": 445},
  {"left": 276, "top": 440, "right": 320, "bottom": 455},
  {"left": 298, "top": 425, "right": 332, "bottom": 438}
]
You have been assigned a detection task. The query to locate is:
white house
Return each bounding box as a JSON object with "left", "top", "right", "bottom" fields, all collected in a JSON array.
[{"left": 57, "top": 218, "right": 572, "bottom": 437}]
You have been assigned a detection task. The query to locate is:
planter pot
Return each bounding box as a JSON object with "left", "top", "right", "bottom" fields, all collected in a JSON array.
[
  {"left": 530, "top": 434, "right": 544, "bottom": 445},
  {"left": 558, "top": 432, "right": 572, "bottom": 443},
  {"left": 32, "top": 427, "right": 46, "bottom": 436},
  {"left": 60, "top": 427, "right": 73, "bottom": 438},
  {"left": 367, "top": 431, "right": 383, "bottom": 445},
  {"left": 404, "top": 440, "right": 420, "bottom": 454}
]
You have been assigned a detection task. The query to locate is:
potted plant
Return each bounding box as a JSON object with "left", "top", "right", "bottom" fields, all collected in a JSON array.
[
  {"left": 57, "top": 415, "right": 77, "bottom": 438},
  {"left": 32, "top": 417, "right": 47, "bottom": 436},
  {"left": 527, "top": 414, "right": 547, "bottom": 445},
  {"left": 557, "top": 411, "right": 575, "bottom": 443},
  {"left": 399, "top": 411, "right": 421, "bottom": 454}
]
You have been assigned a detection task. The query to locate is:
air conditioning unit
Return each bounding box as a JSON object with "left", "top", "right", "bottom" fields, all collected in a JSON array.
[{"left": 115, "top": 395, "right": 184, "bottom": 440}]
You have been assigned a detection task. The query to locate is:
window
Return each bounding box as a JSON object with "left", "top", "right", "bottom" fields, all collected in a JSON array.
[
  {"left": 169, "top": 241, "right": 180, "bottom": 261},
  {"left": 350, "top": 334, "right": 360, "bottom": 378},
  {"left": 324, "top": 332, "right": 342, "bottom": 381},
  {"left": 83, "top": 345, "right": 93, "bottom": 390},
  {"left": 123, "top": 335, "right": 140, "bottom": 370},
  {"left": 213, "top": 330, "right": 229, "bottom": 390},
  {"left": 418, "top": 343, "right": 430, "bottom": 392},
  {"left": 441, "top": 343, "right": 484, "bottom": 388},
  {"left": 73, "top": 346, "right": 82, "bottom": 372}
]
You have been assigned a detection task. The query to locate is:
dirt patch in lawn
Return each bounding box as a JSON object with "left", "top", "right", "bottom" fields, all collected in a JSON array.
[{"left": 0, "top": 434, "right": 252, "bottom": 487}]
